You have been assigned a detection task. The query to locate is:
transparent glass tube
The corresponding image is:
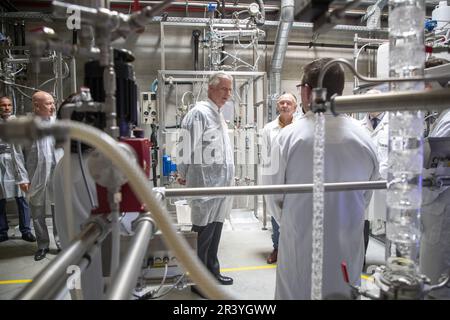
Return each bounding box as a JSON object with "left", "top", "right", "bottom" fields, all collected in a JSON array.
[
  {"left": 311, "top": 112, "right": 325, "bottom": 300},
  {"left": 386, "top": 0, "right": 425, "bottom": 276}
]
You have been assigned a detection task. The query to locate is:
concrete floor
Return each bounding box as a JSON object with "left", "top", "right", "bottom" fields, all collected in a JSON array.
[
  {"left": 0, "top": 210, "right": 385, "bottom": 300},
  {"left": 0, "top": 218, "right": 60, "bottom": 300}
]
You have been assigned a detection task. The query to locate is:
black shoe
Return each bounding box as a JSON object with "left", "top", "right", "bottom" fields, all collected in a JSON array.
[
  {"left": 21, "top": 233, "right": 36, "bottom": 242},
  {"left": 216, "top": 274, "right": 233, "bottom": 285},
  {"left": 34, "top": 248, "right": 49, "bottom": 261},
  {"left": 0, "top": 234, "right": 8, "bottom": 242},
  {"left": 190, "top": 285, "right": 208, "bottom": 299}
]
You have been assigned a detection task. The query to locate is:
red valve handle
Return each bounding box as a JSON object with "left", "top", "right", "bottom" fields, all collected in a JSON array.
[{"left": 341, "top": 261, "right": 349, "bottom": 284}]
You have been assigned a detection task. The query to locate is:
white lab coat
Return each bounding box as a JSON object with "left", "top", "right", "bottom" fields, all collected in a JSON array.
[
  {"left": 360, "top": 113, "right": 389, "bottom": 227},
  {"left": 0, "top": 116, "right": 29, "bottom": 199},
  {"left": 271, "top": 112, "right": 378, "bottom": 299},
  {"left": 53, "top": 152, "right": 105, "bottom": 299},
  {"left": 261, "top": 116, "right": 295, "bottom": 223},
  {"left": 21, "top": 118, "right": 62, "bottom": 206},
  {"left": 177, "top": 99, "right": 235, "bottom": 226},
  {"left": 420, "top": 108, "right": 450, "bottom": 298}
]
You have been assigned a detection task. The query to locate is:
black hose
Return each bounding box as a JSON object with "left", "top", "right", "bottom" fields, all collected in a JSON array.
[
  {"left": 192, "top": 30, "right": 201, "bottom": 71},
  {"left": 72, "top": 29, "right": 78, "bottom": 45},
  {"left": 221, "top": 0, "right": 226, "bottom": 18},
  {"left": 20, "top": 21, "right": 25, "bottom": 55},
  {"left": 150, "top": 123, "right": 158, "bottom": 187},
  {"left": 13, "top": 22, "right": 19, "bottom": 55}
]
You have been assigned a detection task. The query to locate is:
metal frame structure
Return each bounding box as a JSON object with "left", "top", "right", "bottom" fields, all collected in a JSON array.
[{"left": 157, "top": 70, "right": 267, "bottom": 221}]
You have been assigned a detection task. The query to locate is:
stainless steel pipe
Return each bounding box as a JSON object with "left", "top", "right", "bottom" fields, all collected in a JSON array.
[
  {"left": 107, "top": 214, "right": 156, "bottom": 300},
  {"left": 332, "top": 88, "right": 450, "bottom": 114},
  {"left": 4, "top": 57, "right": 54, "bottom": 64},
  {"left": 16, "top": 221, "right": 106, "bottom": 300},
  {"left": 164, "top": 179, "right": 435, "bottom": 198}
]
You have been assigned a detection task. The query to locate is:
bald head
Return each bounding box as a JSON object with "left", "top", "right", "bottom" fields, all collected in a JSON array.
[{"left": 32, "top": 91, "right": 55, "bottom": 119}]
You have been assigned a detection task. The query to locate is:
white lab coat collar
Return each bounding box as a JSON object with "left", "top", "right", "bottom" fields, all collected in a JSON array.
[
  {"left": 362, "top": 112, "right": 389, "bottom": 134},
  {"left": 374, "top": 113, "right": 389, "bottom": 134},
  {"left": 369, "top": 112, "right": 385, "bottom": 122},
  {"left": 206, "top": 98, "right": 222, "bottom": 115}
]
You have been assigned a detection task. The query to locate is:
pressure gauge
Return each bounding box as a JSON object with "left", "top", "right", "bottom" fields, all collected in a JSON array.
[{"left": 248, "top": 3, "right": 260, "bottom": 17}]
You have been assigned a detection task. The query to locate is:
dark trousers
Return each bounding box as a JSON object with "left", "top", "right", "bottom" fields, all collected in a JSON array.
[
  {"left": 363, "top": 219, "right": 370, "bottom": 267},
  {"left": 192, "top": 222, "right": 223, "bottom": 277},
  {"left": 0, "top": 197, "right": 31, "bottom": 236},
  {"left": 271, "top": 216, "right": 279, "bottom": 250}
]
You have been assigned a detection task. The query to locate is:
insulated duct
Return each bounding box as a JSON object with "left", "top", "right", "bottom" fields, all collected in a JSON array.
[{"left": 268, "top": 0, "right": 294, "bottom": 121}]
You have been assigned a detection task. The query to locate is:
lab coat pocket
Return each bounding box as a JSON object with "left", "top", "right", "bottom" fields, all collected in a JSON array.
[{"left": 421, "top": 201, "right": 446, "bottom": 245}]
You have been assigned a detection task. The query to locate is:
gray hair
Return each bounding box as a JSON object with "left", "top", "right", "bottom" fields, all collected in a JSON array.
[
  {"left": 277, "top": 92, "right": 297, "bottom": 105},
  {"left": 208, "top": 72, "right": 233, "bottom": 87}
]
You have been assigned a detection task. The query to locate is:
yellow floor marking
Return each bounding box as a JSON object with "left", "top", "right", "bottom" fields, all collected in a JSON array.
[
  {"left": 0, "top": 279, "right": 32, "bottom": 285},
  {"left": 361, "top": 274, "right": 374, "bottom": 281},
  {"left": 0, "top": 269, "right": 373, "bottom": 285},
  {"left": 221, "top": 265, "right": 277, "bottom": 272}
]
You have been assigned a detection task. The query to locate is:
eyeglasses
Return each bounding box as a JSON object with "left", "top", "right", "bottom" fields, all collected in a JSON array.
[{"left": 296, "top": 83, "right": 311, "bottom": 89}]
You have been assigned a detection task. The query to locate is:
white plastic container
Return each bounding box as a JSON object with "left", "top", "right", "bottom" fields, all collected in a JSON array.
[
  {"left": 432, "top": 1, "right": 450, "bottom": 30},
  {"left": 174, "top": 200, "right": 192, "bottom": 225}
]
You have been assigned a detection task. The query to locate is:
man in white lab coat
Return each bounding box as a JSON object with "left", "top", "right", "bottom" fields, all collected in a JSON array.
[
  {"left": 261, "top": 92, "right": 297, "bottom": 264},
  {"left": 419, "top": 57, "right": 450, "bottom": 298},
  {"left": 177, "top": 72, "right": 235, "bottom": 297},
  {"left": 420, "top": 107, "right": 450, "bottom": 299},
  {"left": 21, "top": 91, "right": 61, "bottom": 261},
  {"left": 271, "top": 58, "right": 379, "bottom": 299}
]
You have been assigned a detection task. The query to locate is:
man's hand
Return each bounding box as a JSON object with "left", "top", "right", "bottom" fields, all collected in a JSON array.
[{"left": 19, "top": 183, "right": 30, "bottom": 192}]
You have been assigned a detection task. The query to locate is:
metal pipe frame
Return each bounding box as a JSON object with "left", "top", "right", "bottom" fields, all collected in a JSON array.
[
  {"left": 107, "top": 213, "right": 156, "bottom": 300},
  {"left": 355, "top": 36, "right": 388, "bottom": 44},
  {"left": 3, "top": 57, "right": 54, "bottom": 64},
  {"left": 318, "top": 58, "right": 450, "bottom": 89},
  {"left": 157, "top": 70, "right": 267, "bottom": 188},
  {"left": 111, "top": 1, "right": 281, "bottom": 12},
  {"left": 163, "top": 179, "right": 435, "bottom": 198},
  {"left": 55, "top": 52, "right": 64, "bottom": 107},
  {"left": 16, "top": 218, "right": 109, "bottom": 300},
  {"left": 150, "top": 17, "right": 389, "bottom": 33},
  {"left": 165, "top": 181, "right": 386, "bottom": 197},
  {"left": 332, "top": 87, "right": 450, "bottom": 114}
]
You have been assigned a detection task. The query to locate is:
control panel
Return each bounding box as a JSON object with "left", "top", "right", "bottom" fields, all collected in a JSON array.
[{"left": 141, "top": 92, "right": 157, "bottom": 124}]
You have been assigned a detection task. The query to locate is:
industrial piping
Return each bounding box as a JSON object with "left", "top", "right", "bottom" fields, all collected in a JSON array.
[{"left": 268, "top": 0, "right": 294, "bottom": 121}]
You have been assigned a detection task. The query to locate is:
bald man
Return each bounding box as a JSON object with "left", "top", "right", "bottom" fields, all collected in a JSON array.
[
  {"left": 21, "top": 91, "right": 61, "bottom": 260},
  {"left": 261, "top": 92, "right": 297, "bottom": 264}
]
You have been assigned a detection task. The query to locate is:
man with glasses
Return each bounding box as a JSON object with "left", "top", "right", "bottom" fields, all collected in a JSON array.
[{"left": 270, "top": 58, "right": 378, "bottom": 299}]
